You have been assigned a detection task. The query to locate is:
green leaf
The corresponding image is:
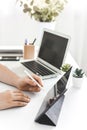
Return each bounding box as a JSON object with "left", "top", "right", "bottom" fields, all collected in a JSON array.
[
  {"left": 45, "top": 0, "right": 50, "bottom": 4},
  {"left": 61, "top": 64, "right": 71, "bottom": 72},
  {"left": 73, "top": 68, "right": 84, "bottom": 78},
  {"left": 24, "top": 4, "right": 28, "bottom": 8},
  {"left": 30, "top": 0, "right": 34, "bottom": 6}
]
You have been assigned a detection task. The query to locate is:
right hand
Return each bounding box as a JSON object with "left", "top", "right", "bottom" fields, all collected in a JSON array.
[
  {"left": 0, "top": 90, "right": 30, "bottom": 110},
  {"left": 16, "top": 75, "right": 43, "bottom": 92}
]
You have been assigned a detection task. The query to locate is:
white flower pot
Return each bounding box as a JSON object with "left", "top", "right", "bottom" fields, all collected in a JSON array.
[{"left": 72, "top": 76, "right": 84, "bottom": 88}]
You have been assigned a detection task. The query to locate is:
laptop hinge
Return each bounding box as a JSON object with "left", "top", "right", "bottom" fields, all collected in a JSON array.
[{"left": 37, "top": 60, "right": 58, "bottom": 73}]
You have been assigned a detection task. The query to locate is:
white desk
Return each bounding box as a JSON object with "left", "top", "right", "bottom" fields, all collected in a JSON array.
[{"left": 0, "top": 54, "right": 87, "bottom": 130}]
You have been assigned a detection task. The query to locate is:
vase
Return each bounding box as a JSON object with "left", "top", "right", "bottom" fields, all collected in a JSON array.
[{"left": 32, "top": 20, "right": 56, "bottom": 46}]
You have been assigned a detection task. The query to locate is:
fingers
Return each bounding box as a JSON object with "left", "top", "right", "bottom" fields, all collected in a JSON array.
[
  {"left": 0, "top": 90, "right": 30, "bottom": 110},
  {"left": 32, "top": 74, "right": 43, "bottom": 87},
  {"left": 24, "top": 76, "right": 43, "bottom": 91},
  {"left": 24, "top": 74, "right": 43, "bottom": 92},
  {"left": 28, "top": 86, "right": 41, "bottom": 92},
  {"left": 25, "top": 77, "right": 37, "bottom": 86},
  {"left": 11, "top": 101, "right": 28, "bottom": 107},
  {"left": 11, "top": 91, "right": 30, "bottom": 108},
  {"left": 13, "top": 90, "right": 24, "bottom": 93},
  {"left": 13, "top": 93, "right": 30, "bottom": 103}
]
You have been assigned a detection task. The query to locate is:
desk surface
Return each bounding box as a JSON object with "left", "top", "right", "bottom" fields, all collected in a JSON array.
[{"left": 0, "top": 54, "right": 87, "bottom": 130}]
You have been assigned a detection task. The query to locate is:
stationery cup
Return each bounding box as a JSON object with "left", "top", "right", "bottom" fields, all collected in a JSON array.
[{"left": 23, "top": 45, "right": 35, "bottom": 59}]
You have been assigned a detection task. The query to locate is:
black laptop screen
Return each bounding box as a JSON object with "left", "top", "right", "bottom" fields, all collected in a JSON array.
[{"left": 38, "top": 31, "right": 69, "bottom": 69}]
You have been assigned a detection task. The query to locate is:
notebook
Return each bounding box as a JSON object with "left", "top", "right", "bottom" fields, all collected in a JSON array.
[
  {"left": 21, "top": 28, "right": 70, "bottom": 79},
  {"left": 35, "top": 67, "right": 72, "bottom": 126}
]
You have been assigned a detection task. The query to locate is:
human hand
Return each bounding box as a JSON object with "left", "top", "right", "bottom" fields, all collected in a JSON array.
[
  {"left": 16, "top": 74, "right": 43, "bottom": 92},
  {"left": 0, "top": 90, "right": 30, "bottom": 110}
]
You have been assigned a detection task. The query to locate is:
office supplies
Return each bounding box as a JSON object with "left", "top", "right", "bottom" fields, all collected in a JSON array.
[
  {"left": 0, "top": 46, "right": 23, "bottom": 61},
  {"left": 35, "top": 68, "right": 72, "bottom": 126},
  {"left": 25, "top": 38, "right": 28, "bottom": 45},
  {"left": 23, "top": 44, "right": 35, "bottom": 59},
  {"left": 0, "top": 56, "right": 20, "bottom": 61},
  {"left": 24, "top": 70, "right": 42, "bottom": 89},
  {"left": 21, "top": 28, "right": 70, "bottom": 79},
  {"left": 32, "top": 38, "right": 36, "bottom": 45}
]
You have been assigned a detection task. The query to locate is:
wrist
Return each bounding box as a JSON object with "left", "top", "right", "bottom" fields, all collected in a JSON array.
[
  {"left": 12, "top": 76, "right": 20, "bottom": 88},
  {"left": 15, "top": 77, "right": 24, "bottom": 90}
]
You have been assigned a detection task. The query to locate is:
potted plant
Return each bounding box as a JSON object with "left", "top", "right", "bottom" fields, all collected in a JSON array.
[
  {"left": 17, "top": 0, "right": 67, "bottom": 22},
  {"left": 60, "top": 63, "right": 71, "bottom": 72},
  {"left": 72, "top": 68, "right": 84, "bottom": 88}
]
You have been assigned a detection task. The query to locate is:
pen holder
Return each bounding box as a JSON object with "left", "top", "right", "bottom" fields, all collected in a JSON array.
[{"left": 23, "top": 45, "right": 35, "bottom": 59}]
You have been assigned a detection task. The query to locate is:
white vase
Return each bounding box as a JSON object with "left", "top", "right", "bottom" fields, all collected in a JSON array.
[
  {"left": 37, "top": 21, "right": 56, "bottom": 30},
  {"left": 32, "top": 21, "right": 56, "bottom": 46},
  {"left": 72, "top": 76, "right": 84, "bottom": 88}
]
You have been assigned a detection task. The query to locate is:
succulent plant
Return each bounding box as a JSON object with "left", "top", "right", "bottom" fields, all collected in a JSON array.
[
  {"left": 17, "top": 0, "right": 67, "bottom": 22},
  {"left": 73, "top": 68, "right": 84, "bottom": 78},
  {"left": 60, "top": 64, "right": 71, "bottom": 72}
]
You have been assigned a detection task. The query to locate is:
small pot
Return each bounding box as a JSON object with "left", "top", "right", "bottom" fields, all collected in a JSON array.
[{"left": 72, "top": 76, "right": 84, "bottom": 88}]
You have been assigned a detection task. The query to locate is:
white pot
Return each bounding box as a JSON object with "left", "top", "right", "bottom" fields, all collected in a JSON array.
[{"left": 72, "top": 76, "right": 84, "bottom": 88}]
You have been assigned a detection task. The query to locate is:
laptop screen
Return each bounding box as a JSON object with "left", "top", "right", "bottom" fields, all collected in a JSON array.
[{"left": 38, "top": 31, "right": 69, "bottom": 69}]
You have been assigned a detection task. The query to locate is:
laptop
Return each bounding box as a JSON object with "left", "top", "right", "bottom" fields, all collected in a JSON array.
[
  {"left": 21, "top": 28, "right": 70, "bottom": 79},
  {"left": 35, "top": 67, "right": 72, "bottom": 126}
]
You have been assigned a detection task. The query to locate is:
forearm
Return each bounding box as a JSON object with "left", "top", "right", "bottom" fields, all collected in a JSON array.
[{"left": 0, "top": 64, "right": 20, "bottom": 88}]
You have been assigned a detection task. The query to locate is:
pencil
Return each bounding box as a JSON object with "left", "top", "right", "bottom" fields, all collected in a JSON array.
[{"left": 32, "top": 38, "right": 36, "bottom": 45}]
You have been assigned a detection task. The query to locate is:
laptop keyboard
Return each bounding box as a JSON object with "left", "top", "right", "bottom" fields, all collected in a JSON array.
[{"left": 22, "top": 61, "right": 54, "bottom": 76}]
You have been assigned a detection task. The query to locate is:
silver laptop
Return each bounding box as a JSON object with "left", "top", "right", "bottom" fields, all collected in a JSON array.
[{"left": 21, "top": 29, "right": 70, "bottom": 79}]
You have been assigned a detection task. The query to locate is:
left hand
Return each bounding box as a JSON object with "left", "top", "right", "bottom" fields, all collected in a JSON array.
[{"left": 16, "top": 74, "right": 43, "bottom": 92}]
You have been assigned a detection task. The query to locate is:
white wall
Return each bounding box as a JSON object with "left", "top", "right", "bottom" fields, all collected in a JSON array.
[
  {"left": 55, "top": 0, "right": 87, "bottom": 74},
  {"left": 0, "top": 0, "right": 40, "bottom": 46}
]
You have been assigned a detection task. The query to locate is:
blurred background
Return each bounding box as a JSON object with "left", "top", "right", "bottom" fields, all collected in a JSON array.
[{"left": 0, "top": 0, "right": 87, "bottom": 75}]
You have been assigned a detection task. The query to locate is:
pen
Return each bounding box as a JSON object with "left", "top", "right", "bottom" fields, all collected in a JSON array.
[
  {"left": 25, "top": 38, "right": 28, "bottom": 45},
  {"left": 32, "top": 38, "right": 36, "bottom": 45},
  {"left": 24, "top": 70, "right": 42, "bottom": 89}
]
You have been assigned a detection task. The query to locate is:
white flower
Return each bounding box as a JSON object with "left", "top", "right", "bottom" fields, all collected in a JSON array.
[{"left": 17, "top": 0, "right": 67, "bottom": 22}]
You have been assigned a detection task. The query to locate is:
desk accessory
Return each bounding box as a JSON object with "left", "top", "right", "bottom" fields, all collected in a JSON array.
[
  {"left": 0, "top": 56, "right": 20, "bottom": 61},
  {"left": 35, "top": 68, "right": 72, "bottom": 126},
  {"left": 72, "top": 68, "right": 84, "bottom": 88},
  {"left": 32, "top": 38, "right": 36, "bottom": 45},
  {"left": 23, "top": 44, "right": 35, "bottom": 59},
  {"left": 35, "top": 93, "right": 65, "bottom": 126},
  {"left": 0, "top": 49, "right": 23, "bottom": 61}
]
